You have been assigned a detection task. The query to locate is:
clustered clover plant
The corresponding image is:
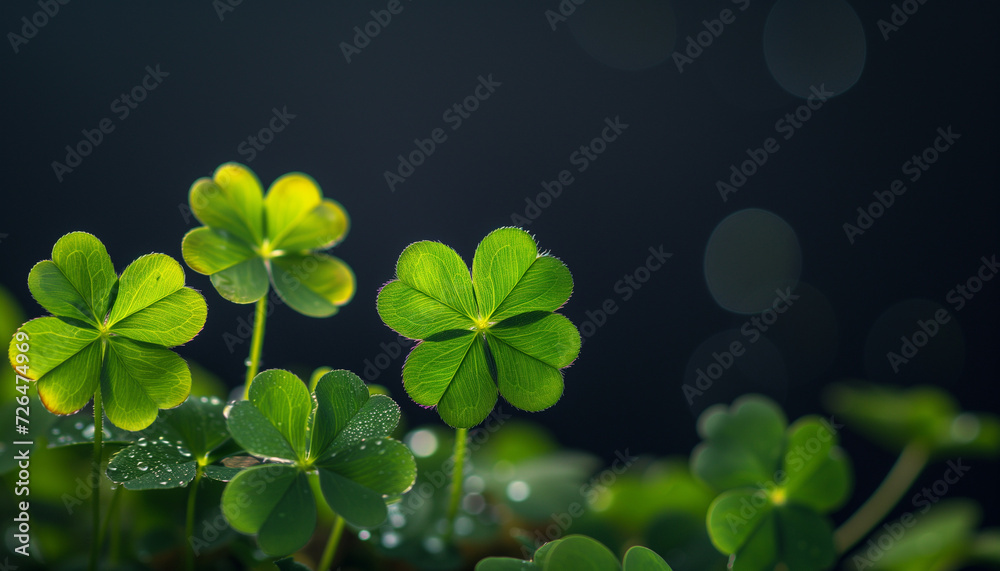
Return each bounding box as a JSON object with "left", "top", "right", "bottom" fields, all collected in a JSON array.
[{"left": 6, "top": 161, "right": 999, "bottom": 571}]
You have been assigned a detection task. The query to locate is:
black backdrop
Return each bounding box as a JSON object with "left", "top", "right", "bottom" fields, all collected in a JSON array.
[{"left": 2, "top": 0, "right": 997, "bottom": 534}]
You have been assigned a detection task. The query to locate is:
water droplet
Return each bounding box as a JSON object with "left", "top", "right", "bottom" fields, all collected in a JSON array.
[
  {"left": 137, "top": 439, "right": 148, "bottom": 447},
  {"left": 52, "top": 428, "right": 61, "bottom": 436},
  {"left": 358, "top": 530, "right": 372, "bottom": 541},
  {"left": 137, "top": 463, "right": 149, "bottom": 472},
  {"left": 244, "top": 359, "right": 252, "bottom": 367},
  {"left": 159, "top": 481, "right": 168, "bottom": 486},
  {"left": 82, "top": 424, "right": 95, "bottom": 439},
  {"left": 74, "top": 421, "right": 84, "bottom": 430},
  {"left": 108, "top": 466, "right": 118, "bottom": 472}
]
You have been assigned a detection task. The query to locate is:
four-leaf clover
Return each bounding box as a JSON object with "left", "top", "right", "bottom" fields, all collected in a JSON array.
[
  {"left": 692, "top": 396, "right": 852, "bottom": 571},
  {"left": 181, "top": 162, "right": 355, "bottom": 317},
  {"left": 222, "top": 369, "right": 416, "bottom": 556},
  {"left": 377, "top": 227, "right": 581, "bottom": 428},
  {"left": 8, "top": 232, "right": 207, "bottom": 431}
]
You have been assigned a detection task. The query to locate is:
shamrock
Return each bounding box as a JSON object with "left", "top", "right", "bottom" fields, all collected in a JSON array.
[
  {"left": 8, "top": 232, "right": 206, "bottom": 431},
  {"left": 222, "top": 369, "right": 416, "bottom": 556},
  {"left": 477, "top": 534, "right": 675, "bottom": 571},
  {"left": 181, "top": 162, "right": 355, "bottom": 317},
  {"left": 377, "top": 227, "right": 581, "bottom": 428},
  {"left": 692, "top": 395, "right": 852, "bottom": 571}
]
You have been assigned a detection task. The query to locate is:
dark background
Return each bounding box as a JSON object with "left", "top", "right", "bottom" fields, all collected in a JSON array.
[{"left": 2, "top": 0, "right": 997, "bottom": 536}]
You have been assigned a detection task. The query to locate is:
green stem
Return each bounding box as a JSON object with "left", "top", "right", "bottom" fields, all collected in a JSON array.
[
  {"left": 243, "top": 295, "right": 268, "bottom": 399},
  {"left": 96, "top": 485, "right": 123, "bottom": 565},
  {"left": 185, "top": 466, "right": 205, "bottom": 571},
  {"left": 88, "top": 386, "right": 104, "bottom": 571},
  {"left": 444, "top": 427, "right": 468, "bottom": 542},
  {"left": 834, "top": 442, "right": 930, "bottom": 554},
  {"left": 317, "top": 515, "right": 346, "bottom": 571}
]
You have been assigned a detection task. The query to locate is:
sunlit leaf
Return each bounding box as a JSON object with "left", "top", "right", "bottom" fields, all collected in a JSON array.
[
  {"left": 9, "top": 232, "right": 206, "bottom": 431},
  {"left": 182, "top": 162, "right": 355, "bottom": 317}
]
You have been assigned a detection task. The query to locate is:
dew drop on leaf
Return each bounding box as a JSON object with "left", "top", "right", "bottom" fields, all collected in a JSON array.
[
  {"left": 137, "top": 439, "right": 148, "bottom": 447},
  {"left": 137, "top": 463, "right": 149, "bottom": 472},
  {"left": 74, "top": 422, "right": 84, "bottom": 430}
]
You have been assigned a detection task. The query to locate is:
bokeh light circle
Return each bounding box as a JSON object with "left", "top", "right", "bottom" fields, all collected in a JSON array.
[
  {"left": 704, "top": 208, "right": 802, "bottom": 314},
  {"left": 763, "top": 0, "right": 866, "bottom": 99}
]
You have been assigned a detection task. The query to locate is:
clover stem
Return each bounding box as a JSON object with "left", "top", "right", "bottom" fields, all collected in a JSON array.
[
  {"left": 834, "top": 441, "right": 930, "bottom": 554},
  {"left": 98, "top": 485, "right": 123, "bottom": 565},
  {"left": 317, "top": 514, "right": 346, "bottom": 571},
  {"left": 184, "top": 466, "right": 205, "bottom": 571},
  {"left": 88, "top": 386, "right": 104, "bottom": 571},
  {"left": 243, "top": 295, "right": 268, "bottom": 399},
  {"left": 444, "top": 427, "right": 469, "bottom": 542}
]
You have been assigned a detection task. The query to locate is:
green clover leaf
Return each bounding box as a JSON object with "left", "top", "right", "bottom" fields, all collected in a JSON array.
[
  {"left": 221, "top": 369, "right": 416, "bottom": 556},
  {"left": 377, "top": 227, "right": 581, "bottom": 428},
  {"left": 8, "top": 232, "right": 206, "bottom": 431},
  {"left": 106, "top": 395, "right": 242, "bottom": 490},
  {"left": 476, "top": 535, "right": 674, "bottom": 571},
  {"left": 824, "top": 382, "right": 1000, "bottom": 459},
  {"left": 692, "top": 395, "right": 852, "bottom": 571},
  {"left": 181, "top": 162, "right": 355, "bottom": 317}
]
